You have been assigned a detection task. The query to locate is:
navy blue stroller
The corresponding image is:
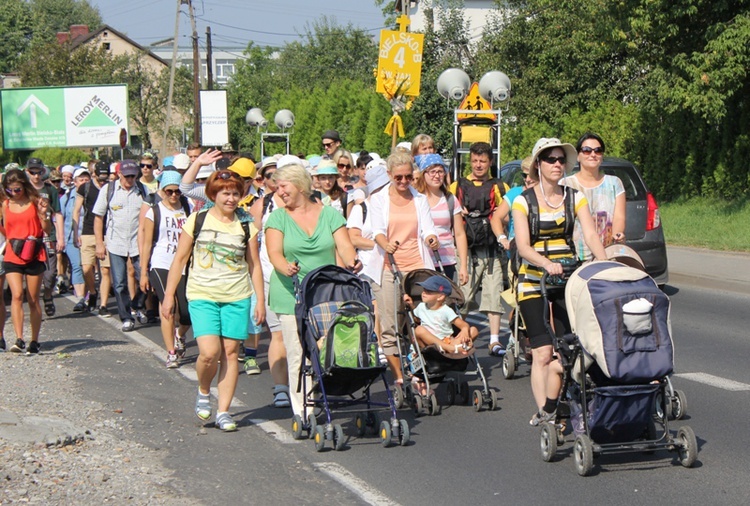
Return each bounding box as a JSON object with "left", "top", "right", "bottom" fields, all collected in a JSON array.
[
  {"left": 292, "top": 265, "right": 409, "bottom": 451},
  {"left": 537, "top": 261, "right": 698, "bottom": 476}
]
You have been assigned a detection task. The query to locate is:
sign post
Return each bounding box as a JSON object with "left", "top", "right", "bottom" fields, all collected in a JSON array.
[{"left": 376, "top": 15, "right": 424, "bottom": 149}]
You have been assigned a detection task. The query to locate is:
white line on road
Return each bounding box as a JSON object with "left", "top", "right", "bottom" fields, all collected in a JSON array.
[
  {"left": 249, "top": 419, "right": 297, "bottom": 444},
  {"left": 675, "top": 372, "right": 750, "bottom": 391},
  {"left": 313, "top": 463, "right": 401, "bottom": 506}
]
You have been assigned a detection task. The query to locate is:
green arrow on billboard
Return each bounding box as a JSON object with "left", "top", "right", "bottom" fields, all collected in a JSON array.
[{"left": 16, "top": 94, "right": 50, "bottom": 128}]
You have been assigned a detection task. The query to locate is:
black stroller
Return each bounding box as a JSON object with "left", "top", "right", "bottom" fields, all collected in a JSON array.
[
  {"left": 389, "top": 254, "right": 496, "bottom": 415},
  {"left": 292, "top": 265, "right": 409, "bottom": 451},
  {"left": 537, "top": 262, "right": 698, "bottom": 476}
]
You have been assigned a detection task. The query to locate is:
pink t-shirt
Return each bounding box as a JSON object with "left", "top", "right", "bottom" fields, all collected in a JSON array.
[{"left": 429, "top": 194, "right": 461, "bottom": 266}]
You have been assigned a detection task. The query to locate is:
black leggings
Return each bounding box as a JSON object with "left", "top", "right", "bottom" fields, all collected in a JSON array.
[
  {"left": 518, "top": 290, "right": 570, "bottom": 349},
  {"left": 149, "top": 268, "right": 191, "bottom": 326}
]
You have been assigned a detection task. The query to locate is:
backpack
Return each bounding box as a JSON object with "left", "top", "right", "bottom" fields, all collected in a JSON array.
[
  {"left": 522, "top": 187, "right": 577, "bottom": 257},
  {"left": 151, "top": 197, "right": 192, "bottom": 247},
  {"left": 456, "top": 177, "right": 504, "bottom": 250},
  {"left": 261, "top": 192, "right": 275, "bottom": 217},
  {"left": 106, "top": 179, "right": 152, "bottom": 209},
  {"left": 188, "top": 209, "right": 251, "bottom": 268},
  {"left": 318, "top": 302, "right": 378, "bottom": 370}
]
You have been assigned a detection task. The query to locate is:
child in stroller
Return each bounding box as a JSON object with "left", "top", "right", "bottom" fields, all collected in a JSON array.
[{"left": 406, "top": 275, "right": 478, "bottom": 395}]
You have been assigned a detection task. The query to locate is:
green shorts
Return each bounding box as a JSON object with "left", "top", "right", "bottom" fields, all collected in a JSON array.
[{"left": 188, "top": 298, "right": 250, "bottom": 340}]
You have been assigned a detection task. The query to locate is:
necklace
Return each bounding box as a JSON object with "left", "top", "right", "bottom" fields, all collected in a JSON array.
[{"left": 539, "top": 182, "right": 566, "bottom": 209}]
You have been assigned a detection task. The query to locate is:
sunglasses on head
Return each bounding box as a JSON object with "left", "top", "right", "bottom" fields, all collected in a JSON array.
[
  {"left": 5, "top": 187, "right": 23, "bottom": 195},
  {"left": 393, "top": 174, "right": 414, "bottom": 182},
  {"left": 140, "top": 163, "right": 153, "bottom": 169},
  {"left": 216, "top": 170, "right": 241, "bottom": 181},
  {"left": 580, "top": 146, "right": 604, "bottom": 155},
  {"left": 337, "top": 163, "right": 351, "bottom": 169},
  {"left": 541, "top": 156, "right": 566, "bottom": 165},
  {"left": 164, "top": 189, "right": 182, "bottom": 196}
]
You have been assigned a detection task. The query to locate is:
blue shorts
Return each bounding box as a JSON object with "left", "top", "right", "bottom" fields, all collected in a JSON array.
[
  {"left": 247, "top": 292, "right": 263, "bottom": 335},
  {"left": 188, "top": 299, "right": 250, "bottom": 340}
]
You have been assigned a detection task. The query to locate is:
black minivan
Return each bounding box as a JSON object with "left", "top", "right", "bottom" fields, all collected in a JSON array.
[{"left": 500, "top": 158, "right": 669, "bottom": 285}]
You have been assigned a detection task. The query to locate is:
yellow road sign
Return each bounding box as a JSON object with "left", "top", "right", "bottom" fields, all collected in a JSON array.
[
  {"left": 376, "top": 28, "right": 424, "bottom": 97},
  {"left": 457, "top": 82, "right": 497, "bottom": 121}
]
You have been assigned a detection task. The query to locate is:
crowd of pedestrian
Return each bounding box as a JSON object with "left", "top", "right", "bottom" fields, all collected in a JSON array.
[{"left": 0, "top": 129, "right": 625, "bottom": 431}]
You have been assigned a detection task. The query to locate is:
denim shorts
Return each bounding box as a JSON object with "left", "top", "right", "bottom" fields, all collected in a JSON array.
[{"left": 188, "top": 298, "right": 250, "bottom": 340}]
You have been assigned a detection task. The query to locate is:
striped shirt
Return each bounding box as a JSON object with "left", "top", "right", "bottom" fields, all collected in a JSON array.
[{"left": 512, "top": 191, "right": 587, "bottom": 301}]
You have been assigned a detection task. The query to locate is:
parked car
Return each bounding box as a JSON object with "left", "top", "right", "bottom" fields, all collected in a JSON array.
[{"left": 500, "top": 157, "right": 669, "bottom": 285}]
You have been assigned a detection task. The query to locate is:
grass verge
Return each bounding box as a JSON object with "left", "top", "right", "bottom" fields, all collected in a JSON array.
[{"left": 660, "top": 197, "right": 750, "bottom": 252}]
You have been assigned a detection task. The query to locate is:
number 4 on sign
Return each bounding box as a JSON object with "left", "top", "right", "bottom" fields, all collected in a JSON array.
[{"left": 394, "top": 47, "right": 405, "bottom": 68}]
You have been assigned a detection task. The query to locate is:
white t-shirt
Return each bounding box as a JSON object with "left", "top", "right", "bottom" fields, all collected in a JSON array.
[
  {"left": 346, "top": 201, "right": 375, "bottom": 278},
  {"left": 145, "top": 202, "right": 189, "bottom": 270},
  {"left": 414, "top": 302, "right": 458, "bottom": 339}
]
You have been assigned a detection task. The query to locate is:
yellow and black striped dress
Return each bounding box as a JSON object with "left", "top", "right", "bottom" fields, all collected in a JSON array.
[{"left": 511, "top": 191, "right": 588, "bottom": 301}]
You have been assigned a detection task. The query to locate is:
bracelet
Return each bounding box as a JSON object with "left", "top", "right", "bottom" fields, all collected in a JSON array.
[{"left": 497, "top": 234, "right": 507, "bottom": 240}]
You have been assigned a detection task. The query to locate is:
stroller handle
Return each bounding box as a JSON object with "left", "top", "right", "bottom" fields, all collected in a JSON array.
[{"left": 431, "top": 248, "right": 445, "bottom": 273}]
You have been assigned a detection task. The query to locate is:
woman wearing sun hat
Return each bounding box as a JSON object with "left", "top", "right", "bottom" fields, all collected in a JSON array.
[{"left": 512, "top": 137, "right": 607, "bottom": 426}]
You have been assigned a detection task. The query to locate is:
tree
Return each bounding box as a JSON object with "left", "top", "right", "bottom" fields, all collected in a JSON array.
[
  {"left": 0, "top": 0, "right": 33, "bottom": 73},
  {"left": 28, "top": 0, "right": 102, "bottom": 45}
]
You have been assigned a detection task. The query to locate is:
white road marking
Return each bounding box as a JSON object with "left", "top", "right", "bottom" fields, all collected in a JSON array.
[
  {"left": 675, "top": 372, "right": 750, "bottom": 391},
  {"left": 313, "top": 463, "right": 401, "bottom": 506},
  {"left": 249, "top": 419, "right": 297, "bottom": 444}
]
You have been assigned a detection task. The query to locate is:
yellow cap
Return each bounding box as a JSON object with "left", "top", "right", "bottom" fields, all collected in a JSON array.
[{"left": 229, "top": 157, "right": 256, "bottom": 179}]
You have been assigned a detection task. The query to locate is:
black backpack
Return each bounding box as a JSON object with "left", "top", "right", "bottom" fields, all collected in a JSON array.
[
  {"left": 522, "top": 187, "right": 577, "bottom": 256},
  {"left": 150, "top": 198, "right": 192, "bottom": 247},
  {"left": 188, "top": 209, "right": 251, "bottom": 268},
  {"left": 456, "top": 177, "right": 505, "bottom": 250}
]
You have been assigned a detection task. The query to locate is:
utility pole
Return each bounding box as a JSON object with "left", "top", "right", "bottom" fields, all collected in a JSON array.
[
  {"left": 188, "top": 0, "right": 201, "bottom": 144},
  {"left": 206, "top": 26, "right": 213, "bottom": 91},
  {"left": 160, "top": 0, "right": 182, "bottom": 155}
]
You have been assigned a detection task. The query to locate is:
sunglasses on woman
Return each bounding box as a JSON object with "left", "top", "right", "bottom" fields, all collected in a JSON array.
[
  {"left": 541, "top": 156, "right": 566, "bottom": 165},
  {"left": 393, "top": 174, "right": 414, "bottom": 182},
  {"left": 5, "top": 187, "right": 23, "bottom": 195},
  {"left": 337, "top": 163, "right": 351, "bottom": 169},
  {"left": 580, "top": 146, "right": 604, "bottom": 155},
  {"left": 164, "top": 189, "right": 182, "bottom": 196}
]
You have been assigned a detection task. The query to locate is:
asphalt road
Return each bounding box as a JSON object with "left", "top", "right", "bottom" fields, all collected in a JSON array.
[{"left": 41, "top": 268, "right": 750, "bottom": 506}]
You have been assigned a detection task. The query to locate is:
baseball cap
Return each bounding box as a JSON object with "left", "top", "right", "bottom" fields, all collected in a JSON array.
[
  {"left": 119, "top": 159, "right": 140, "bottom": 176},
  {"left": 173, "top": 153, "right": 190, "bottom": 170},
  {"left": 26, "top": 157, "right": 45, "bottom": 170},
  {"left": 94, "top": 161, "right": 109, "bottom": 176},
  {"left": 416, "top": 275, "right": 452, "bottom": 295},
  {"left": 228, "top": 157, "right": 256, "bottom": 179},
  {"left": 73, "top": 167, "right": 90, "bottom": 179}
]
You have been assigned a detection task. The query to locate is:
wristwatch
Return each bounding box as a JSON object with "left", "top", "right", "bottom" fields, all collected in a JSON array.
[{"left": 497, "top": 234, "right": 507, "bottom": 243}]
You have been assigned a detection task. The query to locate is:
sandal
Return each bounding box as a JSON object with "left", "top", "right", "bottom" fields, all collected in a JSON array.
[
  {"left": 43, "top": 298, "right": 55, "bottom": 317},
  {"left": 272, "top": 385, "right": 291, "bottom": 408}
]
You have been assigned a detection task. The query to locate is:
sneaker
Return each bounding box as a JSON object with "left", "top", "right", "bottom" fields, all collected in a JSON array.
[
  {"left": 88, "top": 292, "right": 98, "bottom": 312},
  {"left": 0, "top": 338, "right": 5, "bottom": 352},
  {"left": 166, "top": 352, "right": 179, "bottom": 369},
  {"left": 243, "top": 357, "right": 261, "bottom": 375},
  {"left": 122, "top": 320, "right": 135, "bottom": 332},
  {"left": 215, "top": 412, "right": 237, "bottom": 432},
  {"left": 10, "top": 339, "right": 26, "bottom": 353},
  {"left": 529, "top": 409, "right": 556, "bottom": 427},
  {"left": 237, "top": 346, "right": 246, "bottom": 362},
  {"left": 135, "top": 310, "right": 149, "bottom": 324},
  {"left": 73, "top": 298, "right": 87, "bottom": 313},
  {"left": 26, "top": 341, "right": 40, "bottom": 355},
  {"left": 174, "top": 330, "right": 186, "bottom": 359},
  {"left": 146, "top": 310, "right": 159, "bottom": 324},
  {"left": 488, "top": 342, "right": 506, "bottom": 357},
  {"left": 195, "top": 392, "right": 212, "bottom": 421},
  {"left": 99, "top": 306, "right": 111, "bottom": 318}
]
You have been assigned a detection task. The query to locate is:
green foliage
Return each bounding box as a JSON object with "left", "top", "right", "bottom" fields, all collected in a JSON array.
[
  {"left": 0, "top": 0, "right": 33, "bottom": 73},
  {"left": 29, "top": 147, "right": 89, "bottom": 166},
  {"left": 28, "top": 0, "right": 102, "bottom": 45},
  {"left": 660, "top": 197, "right": 750, "bottom": 251}
]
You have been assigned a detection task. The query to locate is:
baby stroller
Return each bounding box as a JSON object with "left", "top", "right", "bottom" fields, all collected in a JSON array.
[
  {"left": 501, "top": 240, "right": 533, "bottom": 379},
  {"left": 293, "top": 265, "right": 409, "bottom": 451},
  {"left": 389, "top": 254, "right": 496, "bottom": 415},
  {"left": 537, "top": 261, "right": 698, "bottom": 476}
]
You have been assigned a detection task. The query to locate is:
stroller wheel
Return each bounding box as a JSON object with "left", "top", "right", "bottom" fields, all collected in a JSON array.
[
  {"left": 676, "top": 426, "right": 698, "bottom": 468},
  {"left": 398, "top": 419, "right": 410, "bottom": 446},
  {"left": 573, "top": 434, "right": 595, "bottom": 476},
  {"left": 366, "top": 412, "right": 379, "bottom": 435},
  {"left": 313, "top": 425, "right": 326, "bottom": 452},
  {"left": 459, "top": 381, "right": 470, "bottom": 405},
  {"left": 413, "top": 395, "right": 424, "bottom": 417},
  {"left": 307, "top": 414, "right": 318, "bottom": 440},
  {"left": 355, "top": 413, "right": 367, "bottom": 437},
  {"left": 446, "top": 381, "right": 456, "bottom": 406},
  {"left": 379, "top": 420, "right": 392, "bottom": 448},
  {"left": 672, "top": 390, "right": 688, "bottom": 420},
  {"left": 472, "top": 390, "right": 483, "bottom": 412},
  {"left": 488, "top": 389, "right": 498, "bottom": 411},
  {"left": 502, "top": 349, "right": 516, "bottom": 379},
  {"left": 429, "top": 392, "right": 439, "bottom": 416},
  {"left": 333, "top": 424, "right": 345, "bottom": 451},
  {"left": 392, "top": 384, "right": 405, "bottom": 409},
  {"left": 291, "top": 415, "right": 304, "bottom": 440},
  {"left": 540, "top": 422, "right": 558, "bottom": 462}
]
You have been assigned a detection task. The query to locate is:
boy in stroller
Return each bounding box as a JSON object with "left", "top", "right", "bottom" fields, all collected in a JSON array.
[{"left": 406, "top": 275, "right": 478, "bottom": 393}]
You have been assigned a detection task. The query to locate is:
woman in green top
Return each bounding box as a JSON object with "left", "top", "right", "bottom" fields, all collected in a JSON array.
[{"left": 265, "top": 164, "right": 361, "bottom": 417}]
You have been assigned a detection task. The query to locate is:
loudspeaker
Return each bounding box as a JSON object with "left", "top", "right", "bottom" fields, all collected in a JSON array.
[
  {"left": 274, "top": 109, "right": 295, "bottom": 130},
  {"left": 245, "top": 108, "right": 268, "bottom": 127},
  {"left": 478, "top": 71, "right": 511, "bottom": 103},
  {"left": 437, "top": 68, "right": 471, "bottom": 101}
]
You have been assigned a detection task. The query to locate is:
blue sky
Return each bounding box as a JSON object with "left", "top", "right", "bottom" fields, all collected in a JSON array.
[{"left": 90, "top": 0, "right": 388, "bottom": 49}]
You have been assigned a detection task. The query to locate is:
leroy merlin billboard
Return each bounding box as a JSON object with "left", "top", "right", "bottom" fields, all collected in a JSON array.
[{"left": 0, "top": 84, "right": 128, "bottom": 150}]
